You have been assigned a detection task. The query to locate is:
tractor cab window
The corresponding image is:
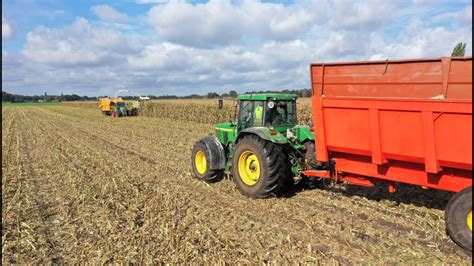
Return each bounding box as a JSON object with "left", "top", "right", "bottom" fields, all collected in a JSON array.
[
  {"left": 265, "top": 100, "right": 297, "bottom": 127},
  {"left": 239, "top": 101, "right": 253, "bottom": 129},
  {"left": 253, "top": 101, "right": 264, "bottom": 127},
  {"left": 238, "top": 101, "right": 265, "bottom": 129}
]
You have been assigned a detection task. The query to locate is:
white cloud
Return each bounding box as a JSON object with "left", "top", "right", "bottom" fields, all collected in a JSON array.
[
  {"left": 432, "top": 5, "right": 472, "bottom": 27},
  {"left": 2, "top": 17, "right": 13, "bottom": 39},
  {"left": 369, "top": 17, "right": 472, "bottom": 59},
  {"left": 127, "top": 42, "right": 267, "bottom": 74},
  {"left": 90, "top": 5, "right": 128, "bottom": 22},
  {"left": 326, "top": 0, "right": 397, "bottom": 31},
  {"left": 147, "top": 0, "right": 317, "bottom": 47},
  {"left": 146, "top": 0, "right": 402, "bottom": 48},
  {"left": 23, "top": 17, "right": 137, "bottom": 66}
]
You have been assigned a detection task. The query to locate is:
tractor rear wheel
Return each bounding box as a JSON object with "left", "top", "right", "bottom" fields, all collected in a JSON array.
[
  {"left": 445, "top": 186, "right": 472, "bottom": 251},
  {"left": 191, "top": 141, "right": 223, "bottom": 182},
  {"left": 232, "top": 135, "right": 290, "bottom": 198}
]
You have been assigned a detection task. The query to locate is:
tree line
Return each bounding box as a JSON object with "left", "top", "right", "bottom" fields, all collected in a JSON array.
[
  {"left": 2, "top": 88, "right": 312, "bottom": 103},
  {"left": 2, "top": 91, "right": 97, "bottom": 103}
]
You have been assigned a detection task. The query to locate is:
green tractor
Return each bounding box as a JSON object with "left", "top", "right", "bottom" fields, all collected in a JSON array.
[{"left": 191, "top": 94, "right": 321, "bottom": 198}]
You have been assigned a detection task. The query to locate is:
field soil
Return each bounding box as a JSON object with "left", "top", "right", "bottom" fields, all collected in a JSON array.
[{"left": 2, "top": 106, "right": 472, "bottom": 264}]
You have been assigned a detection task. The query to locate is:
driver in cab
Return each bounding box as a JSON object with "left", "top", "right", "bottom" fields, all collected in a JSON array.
[{"left": 265, "top": 101, "right": 286, "bottom": 127}]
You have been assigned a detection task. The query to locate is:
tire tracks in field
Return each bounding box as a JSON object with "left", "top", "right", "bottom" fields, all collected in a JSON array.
[
  {"left": 3, "top": 108, "right": 64, "bottom": 263},
  {"left": 13, "top": 108, "right": 148, "bottom": 262},
  {"left": 2, "top": 108, "right": 24, "bottom": 263},
  {"left": 13, "top": 108, "right": 66, "bottom": 263}
]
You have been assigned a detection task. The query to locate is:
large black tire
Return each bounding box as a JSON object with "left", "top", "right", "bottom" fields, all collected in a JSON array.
[
  {"left": 191, "top": 141, "right": 223, "bottom": 182},
  {"left": 231, "top": 135, "right": 290, "bottom": 198},
  {"left": 445, "top": 187, "right": 472, "bottom": 251}
]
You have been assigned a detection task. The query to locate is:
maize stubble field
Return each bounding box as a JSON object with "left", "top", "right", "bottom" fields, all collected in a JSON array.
[{"left": 2, "top": 102, "right": 472, "bottom": 264}]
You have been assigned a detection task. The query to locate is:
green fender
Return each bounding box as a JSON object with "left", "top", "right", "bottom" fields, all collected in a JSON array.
[
  {"left": 237, "top": 127, "right": 289, "bottom": 144},
  {"left": 291, "top": 125, "right": 314, "bottom": 143}
]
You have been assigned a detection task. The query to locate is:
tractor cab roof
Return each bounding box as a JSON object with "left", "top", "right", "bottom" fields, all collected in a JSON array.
[{"left": 237, "top": 93, "right": 298, "bottom": 101}]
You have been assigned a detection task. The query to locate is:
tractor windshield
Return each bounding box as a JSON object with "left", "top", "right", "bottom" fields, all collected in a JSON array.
[{"left": 265, "top": 100, "right": 297, "bottom": 127}]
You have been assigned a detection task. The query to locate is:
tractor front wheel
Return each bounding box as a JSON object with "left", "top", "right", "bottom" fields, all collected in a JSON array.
[
  {"left": 445, "top": 186, "right": 472, "bottom": 251},
  {"left": 191, "top": 141, "right": 223, "bottom": 182},
  {"left": 232, "top": 135, "right": 290, "bottom": 198}
]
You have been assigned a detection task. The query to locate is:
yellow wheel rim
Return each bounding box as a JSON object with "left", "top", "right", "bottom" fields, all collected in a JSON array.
[
  {"left": 238, "top": 150, "right": 261, "bottom": 186},
  {"left": 468, "top": 211, "right": 472, "bottom": 232},
  {"left": 195, "top": 151, "right": 207, "bottom": 175}
]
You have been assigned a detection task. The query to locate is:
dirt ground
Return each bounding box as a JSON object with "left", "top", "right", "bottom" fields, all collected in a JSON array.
[{"left": 2, "top": 106, "right": 472, "bottom": 264}]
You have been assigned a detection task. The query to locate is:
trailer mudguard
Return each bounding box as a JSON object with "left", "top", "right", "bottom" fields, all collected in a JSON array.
[{"left": 199, "top": 136, "right": 226, "bottom": 170}]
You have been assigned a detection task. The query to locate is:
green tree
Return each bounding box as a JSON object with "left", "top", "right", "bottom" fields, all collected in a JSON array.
[
  {"left": 207, "top": 92, "right": 219, "bottom": 98},
  {"left": 229, "top": 90, "right": 238, "bottom": 98},
  {"left": 451, "top": 42, "right": 466, "bottom": 56}
]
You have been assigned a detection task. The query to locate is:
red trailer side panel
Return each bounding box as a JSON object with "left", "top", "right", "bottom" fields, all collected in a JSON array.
[{"left": 309, "top": 57, "right": 472, "bottom": 192}]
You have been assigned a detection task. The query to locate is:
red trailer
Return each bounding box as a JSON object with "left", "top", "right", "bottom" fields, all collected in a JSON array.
[{"left": 304, "top": 57, "right": 472, "bottom": 251}]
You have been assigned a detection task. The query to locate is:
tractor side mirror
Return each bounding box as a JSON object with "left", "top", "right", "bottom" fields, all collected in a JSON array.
[{"left": 218, "top": 99, "right": 223, "bottom": 109}]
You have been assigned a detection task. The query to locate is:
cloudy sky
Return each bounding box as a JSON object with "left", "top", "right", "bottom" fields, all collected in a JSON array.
[{"left": 2, "top": 0, "right": 472, "bottom": 96}]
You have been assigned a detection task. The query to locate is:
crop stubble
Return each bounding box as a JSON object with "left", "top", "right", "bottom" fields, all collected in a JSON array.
[{"left": 2, "top": 106, "right": 471, "bottom": 264}]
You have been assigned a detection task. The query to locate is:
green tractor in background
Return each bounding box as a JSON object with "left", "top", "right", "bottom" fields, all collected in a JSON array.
[{"left": 191, "top": 94, "right": 321, "bottom": 198}]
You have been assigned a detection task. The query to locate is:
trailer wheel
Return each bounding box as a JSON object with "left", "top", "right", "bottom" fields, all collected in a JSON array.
[
  {"left": 445, "top": 186, "right": 472, "bottom": 251},
  {"left": 191, "top": 141, "right": 223, "bottom": 182},
  {"left": 232, "top": 135, "right": 290, "bottom": 198}
]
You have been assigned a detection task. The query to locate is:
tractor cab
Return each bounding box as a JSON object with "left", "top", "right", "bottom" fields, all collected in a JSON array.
[
  {"left": 214, "top": 93, "right": 298, "bottom": 146},
  {"left": 237, "top": 94, "right": 297, "bottom": 131}
]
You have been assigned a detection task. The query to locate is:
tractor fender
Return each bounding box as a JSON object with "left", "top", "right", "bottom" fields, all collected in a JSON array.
[
  {"left": 291, "top": 125, "right": 315, "bottom": 143},
  {"left": 237, "top": 131, "right": 271, "bottom": 143},
  {"left": 199, "top": 136, "right": 226, "bottom": 170},
  {"left": 237, "top": 128, "right": 288, "bottom": 144}
]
